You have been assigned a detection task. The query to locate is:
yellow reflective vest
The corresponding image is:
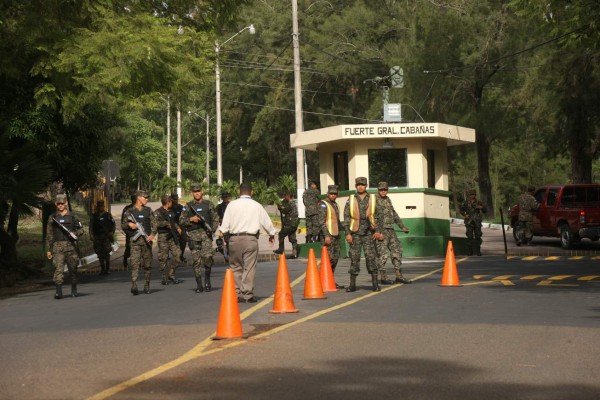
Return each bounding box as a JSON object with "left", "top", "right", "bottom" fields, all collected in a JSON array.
[{"left": 348, "top": 194, "right": 376, "bottom": 233}]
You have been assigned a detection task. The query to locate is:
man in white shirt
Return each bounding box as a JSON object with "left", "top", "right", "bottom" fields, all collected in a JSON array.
[{"left": 219, "top": 182, "right": 276, "bottom": 303}]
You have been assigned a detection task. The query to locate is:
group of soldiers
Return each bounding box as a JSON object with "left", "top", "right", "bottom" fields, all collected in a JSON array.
[
  {"left": 276, "top": 177, "right": 412, "bottom": 293},
  {"left": 119, "top": 184, "right": 223, "bottom": 295},
  {"left": 47, "top": 179, "right": 535, "bottom": 300}
]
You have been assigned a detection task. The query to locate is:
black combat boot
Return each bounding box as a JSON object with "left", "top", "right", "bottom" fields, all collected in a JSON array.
[
  {"left": 273, "top": 242, "right": 284, "bottom": 255},
  {"left": 371, "top": 274, "right": 381, "bottom": 292},
  {"left": 287, "top": 244, "right": 298, "bottom": 259},
  {"left": 395, "top": 275, "right": 412, "bottom": 284},
  {"left": 195, "top": 275, "right": 204, "bottom": 293},
  {"left": 467, "top": 244, "right": 473, "bottom": 256},
  {"left": 71, "top": 283, "right": 78, "bottom": 297},
  {"left": 54, "top": 284, "right": 63, "bottom": 300},
  {"left": 346, "top": 275, "right": 357, "bottom": 292},
  {"left": 168, "top": 271, "right": 180, "bottom": 285},
  {"left": 476, "top": 245, "right": 482, "bottom": 256},
  {"left": 144, "top": 282, "right": 151, "bottom": 294},
  {"left": 161, "top": 272, "right": 168, "bottom": 285},
  {"left": 131, "top": 282, "right": 139, "bottom": 295},
  {"left": 99, "top": 260, "right": 106, "bottom": 275},
  {"left": 204, "top": 268, "right": 211, "bottom": 292},
  {"left": 105, "top": 258, "right": 111, "bottom": 275},
  {"left": 380, "top": 271, "right": 393, "bottom": 285}
]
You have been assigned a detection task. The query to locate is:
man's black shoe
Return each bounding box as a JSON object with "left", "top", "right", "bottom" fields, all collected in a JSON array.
[
  {"left": 246, "top": 297, "right": 258, "bottom": 303},
  {"left": 169, "top": 277, "right": 180, "bottom": 284},
  {"left": 380, "top": 279, "right": 393, "bottom": 285},
  {"left": 394, "top": 277, "right": 412, "bottom": 284},
  {"left": 131, "top": 287, "right": 139, "bottom": 296},
  {"left": 273, "top": 249, "right": 283, "bottom": 255}
]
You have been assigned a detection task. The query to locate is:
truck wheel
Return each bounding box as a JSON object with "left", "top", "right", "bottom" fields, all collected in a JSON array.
[
  {"left": 560, "top": 224, "right": 573, "bottom": 249},
  {"left": 512, "top": 219, "right": 520, "bottom": 242}
]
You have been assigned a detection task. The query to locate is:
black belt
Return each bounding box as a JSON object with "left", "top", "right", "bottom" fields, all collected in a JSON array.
[{"left": 230, "top": 232, "right": 257, "bottom": 237}]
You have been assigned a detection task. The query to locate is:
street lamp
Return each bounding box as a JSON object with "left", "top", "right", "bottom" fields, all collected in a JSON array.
[
  {"left": 215, "top": 23, "right": 256, "bottom": 185},
  {"left": 188, "top": 111, "right": 213, "bottom": 188}
]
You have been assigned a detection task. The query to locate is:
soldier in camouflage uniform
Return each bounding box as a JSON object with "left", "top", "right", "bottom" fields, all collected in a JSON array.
[
  {"left": 303, "top": 180, "right": 321, "bottom": 243},
  {"left": 319, "top": 185, "right": 345, "bottom": 289},
  {"left": 459, "top": 189, "right": 487, "bottom": 256},
  {"left": 343, "top": 177, "right": 383, "bottom": 292},
  {"left": 180, "top": 183, "right": 219, "bottom": 293},
  {"left": 121, "top": 190, "right": 157, "bottom": 295},
  {"left": 517, "top": 186, "right": 539, "bottom": 246},
  {"left": 46, "top": 194, "right": 84, "bottom": 299},
  {"left": 273, "top": 190, "right": 299, "bottom": 259},
  {"left": 120, "top": 195, "right": 136, "bottom": 270},
  {"left": 154, "top": 195, "right": 183, "bottom": 285},
  {"left": 374, "top": 182, "right": 412, "bottom": 284},
  {"left": 90, "top": 200, "right": 115, "bottom": 275},
  {"left": 170, "top": 193, "right": 187, "bottom": 262}
]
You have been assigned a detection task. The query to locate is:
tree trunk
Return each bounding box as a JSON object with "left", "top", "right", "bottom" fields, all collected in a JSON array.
[
  {"left": 476, "top": 131, "right": 494, "bottom": 219},
  {"left": 567, "top": 103, "right": 592, "bottom": 183}
]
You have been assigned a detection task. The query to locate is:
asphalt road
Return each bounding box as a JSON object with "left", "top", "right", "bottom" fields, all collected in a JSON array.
[{"left": 1, "top": 253, "right": 599, "bottom": 399}]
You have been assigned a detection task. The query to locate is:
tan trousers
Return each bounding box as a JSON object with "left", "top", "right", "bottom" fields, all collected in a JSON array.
[{"left": 228, "top": 236, "right": 259, "bottom": 300}]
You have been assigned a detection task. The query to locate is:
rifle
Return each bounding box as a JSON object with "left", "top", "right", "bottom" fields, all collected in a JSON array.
[
  {"left": 127, "top": 212, "right": 152, "bottom": 245},
  {"left": 167, "top": 211, "right": 180, "bottom": 245},
  {"left": 52, "top": 216, "right": 82, "bottom": 259},
  {"left": 189, "top": 205, "right": 213, "bottom": 236},
  {"left": 215, "top": 237, "right": 229, "bottom": 262}
]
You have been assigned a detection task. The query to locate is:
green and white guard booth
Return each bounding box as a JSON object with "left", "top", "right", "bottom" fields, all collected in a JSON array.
[{"left": 291, "top": 122, "right": 475, "bottom": 257}]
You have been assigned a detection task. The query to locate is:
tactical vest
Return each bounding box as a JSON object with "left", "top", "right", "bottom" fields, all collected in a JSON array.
[
  {"left": 156, "top": 208, "right": 174, "bottom": 234},
  {"left": 348, "top": 194, "right": 376, "bottom": 233},
  {"left": 128, "top": 207, "right": 152, "bottom": 234},
  {"left": 322, "top": 200, "right": 339, "bottom": 236},
  {"left": 92, "top": 212, "right": 112, "bottom": 235},
  {"left": 52, "top": 214, "right": 76, "bottom": 241},
  {"left": 187, "top": 201, "right": 212, "bottom": 231},
  {"left": 172, "top": 203, "right": 184, "bottom": 223}
]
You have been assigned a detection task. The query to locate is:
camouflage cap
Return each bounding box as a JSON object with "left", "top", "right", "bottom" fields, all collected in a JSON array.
[
  {"left": 55, "top": 194, "right": 67, "bottom": 203},
  {"left": 134, "top": 190, "right": 149, "bottom": 198},
  {"left": 190, "top": 183, "right": 202, "bottom": 191},
  {"left": 377, "top": 182, "right": 389, "bottom": 190},
  {"left": 355, "top": 177, "right": 368, "bottom": 186},
  {"left": 327, "top": 185, "right": 339, "bottom": 194}
]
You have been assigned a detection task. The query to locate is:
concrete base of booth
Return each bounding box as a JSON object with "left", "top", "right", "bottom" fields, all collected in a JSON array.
[{"left": 298, "top": 234, "right": 471, "bottom": 258}]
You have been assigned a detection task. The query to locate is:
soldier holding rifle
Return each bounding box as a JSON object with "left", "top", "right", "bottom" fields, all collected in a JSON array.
[
  {"left": 180, "top": 183, "right": 219, "bottom": 293},
  {"left": 46, "top": 194, "right": 84, "bottom": 299},
  {"left": 121, "top": 190, "right": 157, "bottom": 295},
  {"left": 154, "top": 195, "right": 183, "bottom": 285}
]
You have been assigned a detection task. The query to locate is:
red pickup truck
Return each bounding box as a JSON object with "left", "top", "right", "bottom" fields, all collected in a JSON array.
[{"left": 509, "top": 184, "right": 600, "bottom": 249}]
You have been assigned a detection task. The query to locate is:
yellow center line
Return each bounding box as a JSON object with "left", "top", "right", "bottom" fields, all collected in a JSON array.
[
  {"left": 569, "top": 256, "right": 584, "bottom": 260},
  {"left": 544, "top": 256, "right": 560, "bottom": 261},
  {"left": 521, "top": 275, "right": 547, "bottom": 280},
  {"left": 87, "top": 263, "right": 450, "bottom": 400},
  {"left": 522, "top": 256, "right": 539, "bottom": 261},
  {"left": 548, "top": 275, "right": 575, "bottom": 281},
  {"left": 578, "top": 275, "right": 600, "bottom": 281}
]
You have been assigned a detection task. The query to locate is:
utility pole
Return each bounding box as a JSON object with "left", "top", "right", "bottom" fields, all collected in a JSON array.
[
  {"left": 292, "top": 0, "right": 306, "bottom": 195},
  {"left": 177, "top": 109, "right": 182, "bottom": 196},
  {"left": 166, "top": 96, "right": 171, "bottom": 176}
]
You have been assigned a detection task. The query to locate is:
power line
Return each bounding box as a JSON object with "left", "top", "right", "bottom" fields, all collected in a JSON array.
[
  {"left": 230, "top": 99, "right": 379, "bottom": 122},
  {"left": 222, "top": 81, "right": 354, "bottom": 97},
  {"left": 423, "top": 25, "right": 589, "bottom": 74}
]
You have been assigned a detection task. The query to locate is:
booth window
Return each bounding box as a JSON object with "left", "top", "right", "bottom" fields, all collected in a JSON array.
[
  {"left": 427, "top": 149, "right": 436, "bottom": 188},
  {"left": 333, "top": 151, "right": 349, "bottom": 191},
  {"left": 368, "top": 148, "right": 407, "bottom": 188}
]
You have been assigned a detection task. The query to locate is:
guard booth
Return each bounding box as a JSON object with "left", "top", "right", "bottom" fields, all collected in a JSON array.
[{"left": 291, "top": 122, "right": 475, "bottom": 257}]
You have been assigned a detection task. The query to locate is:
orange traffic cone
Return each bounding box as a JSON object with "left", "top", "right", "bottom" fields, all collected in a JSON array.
[
  {"left": 213, "top": 269, "right": 247, "bottom": 339},
  {"left": 270, "top": 254, "right": 299, "bottom": 313},
  {"left": 319, "top": 246, "right": 339, "bottom": 292},
  {"left": 303, "top": 248, "right": 327, "bottom": 300},
  {"left": 440, "top": 240, "right": 462, "bottom": 287}
]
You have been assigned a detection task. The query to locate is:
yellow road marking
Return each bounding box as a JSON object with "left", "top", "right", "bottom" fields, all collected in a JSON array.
[
  {"left": 592, "top": 256, "right": 600, "bottom": 260},
  {"left": 87, "top": 264, "right": 449, "bottom": 400},
  {"left": 522, "top": 256, "right": 539, "bottom": 261},
  {"left": 506, "top": 256, "right": 519, "bottom": 260},
  {"left": 463, "top": 280, "right": 501, "bottom": 286},
  {"left": 521, "top": 275, "right": 547, "bottom": 280},
  {"left": 569, "top": 256, "right": 584, "bottom": 260},
  {"left": 578, "top": 275, "right": 600, "bottom": 281},
  {"left": 548, "top": 275, "right": 575, "bottom": 280},
  {"left": 493, "top": 275, "right": 517, "bottom": 280},
  {"left": 537, "top": 280, "right": 578, "bottom": 287},
  {"left": 473, "top": 275, "right": 490, "bottom": 280},
  {"left": 544, "top": 256, "right": 560, "bottom": 260}
]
